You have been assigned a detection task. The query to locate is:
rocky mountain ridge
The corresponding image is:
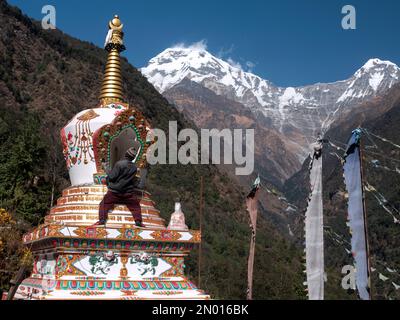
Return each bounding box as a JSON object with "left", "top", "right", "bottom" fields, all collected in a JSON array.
[{"left": 142, "top": 47, "right": 400, "bottom": 159}]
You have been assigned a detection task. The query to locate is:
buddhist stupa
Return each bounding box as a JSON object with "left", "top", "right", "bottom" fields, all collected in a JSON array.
[{"left": 13, "top": 15, "right": 209, "bottom": 300}]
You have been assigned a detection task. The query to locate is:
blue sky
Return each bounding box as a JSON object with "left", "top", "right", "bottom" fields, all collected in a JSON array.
[{"left": 7, "top": 0, "right": 400, "bottom": 87}]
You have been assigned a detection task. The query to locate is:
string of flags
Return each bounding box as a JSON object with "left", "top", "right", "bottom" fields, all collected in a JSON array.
[
  {"left": 325, "top": 228, "right": 400, "bottom": 292},
  {"left": 362, "top": 128, "right": 400, "bottom": 150},
  {"left": 364, "top": 181, "right": 400, "bottom": 224}
]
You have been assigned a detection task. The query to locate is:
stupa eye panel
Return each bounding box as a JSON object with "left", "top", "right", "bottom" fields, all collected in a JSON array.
[{"left": 92, "top": 106, "right": 153, "bottom": 185}]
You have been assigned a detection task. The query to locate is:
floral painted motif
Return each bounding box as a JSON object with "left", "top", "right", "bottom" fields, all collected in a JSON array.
[
  {"left": 93, "top": 173, "right": 108, "bottom": 185},
  {"left": 150, "top": 230, "right": 182, "bottom": 241},
  {"left": 160, "top": 257, "right": 184, "bottom": 277},
  {"left": 121, "top": 290, "right": 137, "bottom": 296},
  {"left": 55, "top": 255, "right": 86, "bottom": 278},
  {"left": 73, "top": 226, "right": 108, "bottom": 239},
  {"left": 61, "top": 128, "right": 71, "bottom": 169},
  {"left": 190, "top": 230, "right": 201, "bottom": 243},
  {"left": 66, "top": 109, "right": 99, "bottom": 167},
  {"left": 117, "top": 227, "right": 142, "bottom": 240},
  {"left": 47, "top": 225, "right": 64, "bottom": 237}
]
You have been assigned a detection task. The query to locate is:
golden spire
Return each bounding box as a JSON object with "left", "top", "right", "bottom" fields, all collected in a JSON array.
[{"left": 99, "top": 15, "right": 126, "bottom": 106}]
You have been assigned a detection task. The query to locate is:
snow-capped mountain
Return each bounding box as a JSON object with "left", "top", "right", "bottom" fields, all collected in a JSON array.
[
  {"left": 141, "top": 47, "right": 400, "bottom": 158},
  {"left": 141, "top": 46, "right": 275, "bottom": 104}
]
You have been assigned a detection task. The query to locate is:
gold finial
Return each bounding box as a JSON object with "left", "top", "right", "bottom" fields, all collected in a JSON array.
[
  {"left": 110, "top": 15, "right": 123, "bottom": 30},
  {"left": 99, "top": 15, "right": 126, "bottom": 106}
]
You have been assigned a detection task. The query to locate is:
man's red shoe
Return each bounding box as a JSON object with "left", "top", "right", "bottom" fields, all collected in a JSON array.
[
  {"left": 92, "top": 220, "right": 106, "bottom": 227},
  {"left": 135, "top": 220, "right": 145, "bottom": 228}
]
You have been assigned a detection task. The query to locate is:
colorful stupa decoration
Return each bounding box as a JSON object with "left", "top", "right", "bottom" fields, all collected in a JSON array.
[{"left": 14, "top": 15, "right": 209, "bottom": 300}]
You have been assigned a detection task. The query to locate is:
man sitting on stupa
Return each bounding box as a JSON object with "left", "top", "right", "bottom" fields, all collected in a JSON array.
[{"left": 94, "top": 147, "right": 144, "bottom": 227}]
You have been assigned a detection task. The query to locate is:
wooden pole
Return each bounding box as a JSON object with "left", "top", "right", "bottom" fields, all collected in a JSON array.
[
  {"left": 198, "top": 176, "right": 204, "bottom": 288},
  {"left": 246, "top": 188, "right": 259, "bottom": 300},
  {"left": 359, "top": 134, "right": 373, "bottom": 300},
  {"left": 246, "top": 221, "right": 256, "bottom": 300},
  {"left": 6, "top": 266, "right": 28, "bottom": 300}
]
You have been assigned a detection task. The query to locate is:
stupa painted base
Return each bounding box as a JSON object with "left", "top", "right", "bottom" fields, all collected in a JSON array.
[
  {"left": 15, "top": 276, "right": 208, "bottom": 300},
  {"left": 14, "top": 186, "right": 210, "bottom": 300}
]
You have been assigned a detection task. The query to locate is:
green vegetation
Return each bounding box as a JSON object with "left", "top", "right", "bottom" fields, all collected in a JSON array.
[{"left": 0, "top": 109, "right": 52, "bottom": 224}]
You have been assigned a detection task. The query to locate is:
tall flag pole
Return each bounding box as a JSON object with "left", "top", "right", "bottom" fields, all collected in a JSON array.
[
  {"left": 343, "top": 128, "right": 371, "bottom": 300},
  {"left": 198, "top": 176, "right": 204, "bottom": 288},
  {"left": 304, "top": 137, "right": 325, "bottom": 300},
  {"left": 246, "top": 175, "right": 261, "bottom": 300}
]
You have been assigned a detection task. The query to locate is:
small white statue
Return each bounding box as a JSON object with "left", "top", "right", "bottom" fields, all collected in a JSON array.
[{"left": 167, "top": 202, "right": 188, "bottom": 231}]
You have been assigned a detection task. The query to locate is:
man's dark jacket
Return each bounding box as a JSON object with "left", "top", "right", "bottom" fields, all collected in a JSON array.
[{"left": 106, "top": 159, "right": 138, "bottom": 194}]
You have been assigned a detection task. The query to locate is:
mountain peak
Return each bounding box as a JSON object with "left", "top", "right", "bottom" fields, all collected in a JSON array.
[
  {"left": 141, "top": 45, "right": 272, "bottom": 100},
  {"left": 353, "top": 58, "right": 399, "bottom": 79},
  {"left": 360, "top": 58, "right": 399, "bottom": 72},
  {"left": 335, "top": 58, "right": 400, "bottom": 103},
  {"left": 142, "top": 46, "right": 219, "bottom": 92}
]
